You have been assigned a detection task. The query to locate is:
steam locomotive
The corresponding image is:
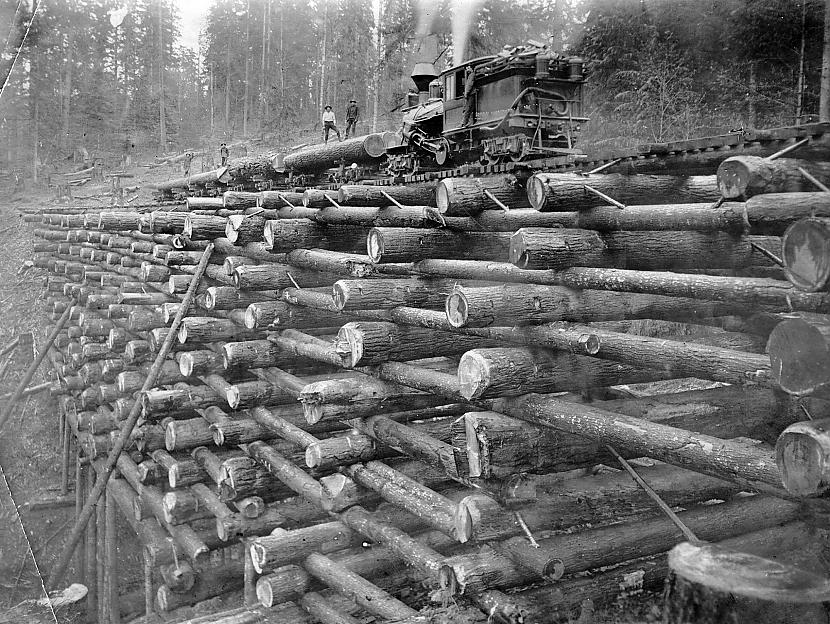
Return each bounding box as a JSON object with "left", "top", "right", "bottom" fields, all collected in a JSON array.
[{"left": 386, "top": 44, "right": 588, "bottom": 175}]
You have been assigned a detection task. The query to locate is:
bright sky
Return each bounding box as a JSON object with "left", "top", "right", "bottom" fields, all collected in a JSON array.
[{"left": 175, "top": 0, "right": 212, "bottom": 51}]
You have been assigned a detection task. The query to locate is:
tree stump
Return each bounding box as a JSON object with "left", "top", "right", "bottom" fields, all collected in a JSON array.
[{"left": 663, "top": 541, "right": 830, "bottom": 624}]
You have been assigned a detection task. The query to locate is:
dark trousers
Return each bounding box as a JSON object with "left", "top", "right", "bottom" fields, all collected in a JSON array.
[
  {"left": 345, "top": 118, "right": 358, "bottom": 138},
  {"left": 323, "top": 121, "right": 341, "bottom": 143}
]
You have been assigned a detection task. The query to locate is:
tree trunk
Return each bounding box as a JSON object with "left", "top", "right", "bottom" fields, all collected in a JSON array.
[
  {"left": 663, "top": 541, "right": 830, "bottom": 624},
  {"left": 284, "top": 135, "right": 387, "bottom": 173},
  {"left": 526, "top": 173, "right": 718, "bottom": 211},
  {"left": 440, "top": 496, "right": 798, "bottom": 595},
  {"left": 510, "top": 228, "right": 777, "bottom": 270},
  {"left": 335, "top": 321, "right": 490, "bottom": 367},
  {"left": 332, "top": 277, "right": 465, "bottom": 311},
  {"left": 458, "top": 347, "right": 670, "bottom": 400},
  {"left": 436, "top": 176, "right": 532, "bottom": 216},
  {"left": 338, "top": 183, "right": 436, "bottom": 207},
  {"left": 718, "top": 156, "right": 830, "bottom": 199},
  {"left": 446, "top": 284, "right": 743, "bottom": 328},
  {"left": 462, "top": 385, "right": 804, "bottom": 479},
  {"left": 498, "top": 394, "right": 785, "bottom": 495},
  {"left": 368, "top": 227, "right": 512, "bottom": 263}
]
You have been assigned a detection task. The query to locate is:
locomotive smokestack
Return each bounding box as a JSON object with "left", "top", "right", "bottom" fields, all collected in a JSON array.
[{"left": 411, "top": 33, "right": 438, "bottom": 102}]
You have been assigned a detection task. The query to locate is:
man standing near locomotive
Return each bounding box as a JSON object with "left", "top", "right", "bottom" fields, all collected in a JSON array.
[
  {"left": 219, "top": 143, "right": 229, "bottom": 166},
  {"left": 345, "top": 99, "right": 360, "bottom": 138},
  {"left": 462, "top": 65, "right": 477, "bottom": 126},
  {"left": 322, "top": 105, "right": 342, "bottom": 143}
]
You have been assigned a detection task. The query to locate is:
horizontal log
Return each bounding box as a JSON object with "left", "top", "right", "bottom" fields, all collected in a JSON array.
[
  {"left": 436, "top": 175, "right": 530, "bottom": 216},
  {"left": 464, "top": 385, "right": 805, "bottom": 478},
  {"left": 717, "top": 155, "right": 830, "bottom": 199},
  {"left": 445, "top": 283, "right": 744, "bottom": 328},
  {"left": 284, "top": 134, "right": 387, "bottom": 174},
  {"left": 526, "top": 172, "right": 718, "bottom": 211},
  {"left": 335, "top": 321, "right": 490, "bottom": 367},
  {"left": 440, "top": 495, "right": 797, "bottom": 595},
  {"left": 233, "top": 264, "right": 337, "bottom": 291},
  {"left": 337, "top": 183, "right": 436, "bottom": 207},
  {"left": 498, "top": 393, "right": 786, "bottom": 495},
  {"left": 509, "top": 228, "right": 777, "bottom": 270},
  {"left": 368, "top": 227, "right": 512, "bottom": 263}
]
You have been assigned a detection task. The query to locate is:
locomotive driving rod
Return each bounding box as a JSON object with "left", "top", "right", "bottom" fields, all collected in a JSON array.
[{"left": 47, "top": 244, "right": 214, "bottom": 590}]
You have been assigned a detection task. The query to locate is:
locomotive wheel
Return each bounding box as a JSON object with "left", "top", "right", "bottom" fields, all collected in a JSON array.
[
  {"left": 434, "top": 138, "right": 452, "bottom": 166},
  {"left": 509, "top": 141, "right": 530, "bottom": 162}
]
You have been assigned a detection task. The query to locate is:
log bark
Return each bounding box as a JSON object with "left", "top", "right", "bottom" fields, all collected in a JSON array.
[
  {"left": 335, "top": 321, "right": 489, "bottom": 367},
  {"left": 233, "top": 263, "right": 337, "bottom": 291},
  {"left": 663, "top": 540, "right": 830, "bottom": 624},
  {"left": 152, "top": 167, "right": 230, "bottom": 193},
  {"left": 303, "top": 552, "right": 418, "bottom": 620},
  {"left": 263, "top": 220, "right": 365, "bottom": 254},
  {"left": 222, "top": 339, "right": 298, "bottom": 370},
  {"left": 509, "top": 228, "right": 777, "bottom": 270},
  {"left": 781, "top": 217, "right": 830, "bottom": 291},
  {"left": 337, "top": 183, "right": 436, "bottom": 207},
  {"left": 498, "top": 393, "right": 786, "bottom": 495},
  {"left": 183, "top": 215, "right": 229, "bottom": 241},
  {"left": 178, "top": 317, "right": 257, "bottom": 344},
  {"left": 186, "top": 197, "right": 225, "bottom": 210},
  {"left": 177, "top": 350, "right": 225, "bottom": 376},
  {"left": 283, "top": 134, "right": 387, "bottom": 173},
  {"left": 258, "top": 190, "right": 305, "bottom": 209},
  {"left": 223, "top": 191, "right": 260, "bottom": 209},
  {"left": 458, "top": 347, "right": 669, "bottom": 400},
  {"left": 445, "top": 284, "right": 744, "bottom": 328},
  {"left": 225, "top": 215, "right": 267, "bottom": 246},
  {"left": 204, "top": 286, "right": 274, "bottom": 311},
  {"left": 526, "top": 172, "right": 718, "bottom": 211},
  {"left": 332, "top": 277, "right": 466, "bottom": 311},
  {"left": 436, "top": 175, "right": 530, "bottom": 216},
  {"left": 165, "top": 418, "right": 215, "bottom": 451},
  {"left": 367, "top": 227, "right": 512, "bottom": 263},
  {"left": 470, "top": 321, "right": 771, "bottom": 387},
  {"left": 717, "top": 155, "right": 830, "bottom": 199},
  {"left": 440, "top": 496, "right": 798, "bottom": 595}
]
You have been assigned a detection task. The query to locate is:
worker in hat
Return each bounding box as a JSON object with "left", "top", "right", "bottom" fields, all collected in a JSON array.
[
  {"left": 219, "top": 143, "right": 229, "bottom": 166},
  {"left": 322, "top": 105, "right": 341, "bottom": 144},
  {"left": 345, "top": 99, "right": 360, "bottom": 139}
]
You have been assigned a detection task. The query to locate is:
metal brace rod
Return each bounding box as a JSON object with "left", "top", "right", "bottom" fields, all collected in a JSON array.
[
  {"left": 605, "top": 445, "right": 699, "bottom": 544},
  {"left": 483, "top": 189, "right": 510, "bottom": 212},
  {"left": 381, "top": 190, "right": 406, "bottom": 210},
  {"left": 325, "top": 194, "right": 343, "bottom": 209},
  {"left": 585, "top": 158, "right": 622, "bottom": 176},
  {"left": 749, "top": 241, "right": 785, "bottom": 267},
  {"left": 583, "top": 184, "right": 626, "bottom": 209},
  {"left": 798, "top": 167, "right": 830, "bottom": 193},
  {"left": 277, "top": 193, "right": 296, "bottom": 208},
  {"left": 765, "top": 137, "right": 810, "bottom": 161}
]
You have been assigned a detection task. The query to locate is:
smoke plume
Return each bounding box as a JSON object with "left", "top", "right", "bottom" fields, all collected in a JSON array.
[{"left": 451, "top": 0, "right": 484, "bottom": 65}]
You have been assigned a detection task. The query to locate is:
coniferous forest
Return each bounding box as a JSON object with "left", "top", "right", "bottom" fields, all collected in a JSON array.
[{"left": 0, "top": 0, "right": 827, "bottom": 175}]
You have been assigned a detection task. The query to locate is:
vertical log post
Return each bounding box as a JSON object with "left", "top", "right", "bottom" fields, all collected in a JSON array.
[{"left": 48, "top": 244, "right": 215, "bottom": 590}]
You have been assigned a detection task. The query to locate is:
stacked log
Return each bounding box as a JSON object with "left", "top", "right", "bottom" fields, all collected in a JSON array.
[{"left": 35, "top": 149, "right": 830, "bottom": 624}]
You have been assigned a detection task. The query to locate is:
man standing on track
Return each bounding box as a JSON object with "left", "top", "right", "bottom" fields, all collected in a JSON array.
[
  {"left": 322, "top": 105, "right": 341, "bottom": 143},
  {"left": 345, "top": 99, "right": 360, "bottom": 139}
]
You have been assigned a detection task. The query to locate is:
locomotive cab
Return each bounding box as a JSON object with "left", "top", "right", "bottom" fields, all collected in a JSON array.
[{"left": 441, "top": 47, "right": 588, "bottom": 164}]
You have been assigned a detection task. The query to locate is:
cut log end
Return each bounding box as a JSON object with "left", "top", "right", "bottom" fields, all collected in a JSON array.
[
  {"left": 445, "top": 290, "right": 470, "bottom": 328},
  {"left": 332, "top": 282, "right": 349, "bottom": 311},
  {"left": 251, "top": 543, "right": 266, "bottom": 575},
  {"left": 667, "top": 540, "right": 830, "bottom": 604},
  {"left": 366, "top": 229, "right": 383, "bottom": 263},
  {"left": 436, "top": 179, "right": 452, "bottom": 214},
  {"left": 164, "top": 426, "right": 176, "bottom": 452},
  {"left": 211, "top": 424, "right": 225, "bottom": 446},
  {"left": 776, "top": 419, "right": 830, "bottom": 497},
  {"left": 255, "top": 575, "right": 275, "bottom": 607},
  {"left": 457, "top": 351, "right": 491, "bottom": 400},
  {"left": 782, "top": 218, "right": 830, "bottom": 292},
  {"left": 508, "top": 234, "right": 530, "bottom": 268},
  {"left": 526, "top": 175, "right": 546, "bottom": 211},
  {"left": 767, "top": 318, "right": 830, "bottom": 396},
  {"left": 716, "top": 159, "right": 752, "bottom": 199}
]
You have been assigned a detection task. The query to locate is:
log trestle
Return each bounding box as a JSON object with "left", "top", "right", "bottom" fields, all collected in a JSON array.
[{"left": 35, "top": 148, "right": 830, "bottom": 624}]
